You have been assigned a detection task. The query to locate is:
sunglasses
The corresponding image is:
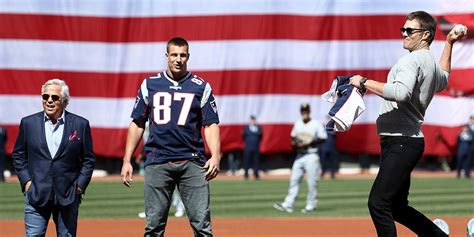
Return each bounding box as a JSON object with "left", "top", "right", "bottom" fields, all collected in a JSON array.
[
  {"left": 400, "top": 27, "right": 426, "bottom": 36},
  {"left": 42, "top": 94, "right": 61, "bottom": 101}
]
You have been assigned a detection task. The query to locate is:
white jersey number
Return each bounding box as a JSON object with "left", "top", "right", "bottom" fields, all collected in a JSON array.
[{"left": 153, "top": 92, "right": 195, "bottom": 125}]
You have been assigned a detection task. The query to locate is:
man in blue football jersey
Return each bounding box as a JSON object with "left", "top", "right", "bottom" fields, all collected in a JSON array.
[{"left": 121, "top": 37, "right": 221, "bottom": 236}]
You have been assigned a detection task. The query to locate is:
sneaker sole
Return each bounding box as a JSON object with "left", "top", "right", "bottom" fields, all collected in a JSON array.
[
  {"left": 433, "top": 218, "right": 450, "bottom": 236},
  {"left": 467, "top": 218, "right": 474, "bottom": 237},
  {"left": 273, "top": 204, "right": 293, "bottom": 213}
]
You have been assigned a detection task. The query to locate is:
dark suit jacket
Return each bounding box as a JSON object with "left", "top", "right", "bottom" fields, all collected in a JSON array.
[
  {"left": 242, "top": 125, "right": 262, "bottom": 151},
  {"left": 13, "top": 111, "right": 95, "bottom": 207}
]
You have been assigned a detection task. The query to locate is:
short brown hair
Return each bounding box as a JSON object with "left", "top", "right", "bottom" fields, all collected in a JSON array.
[
  {"left": 167, "top": 37, "right": 189, "bottom": 53},
  {"left": 406, "top": 11, "right": 437, "bottom": 45}
]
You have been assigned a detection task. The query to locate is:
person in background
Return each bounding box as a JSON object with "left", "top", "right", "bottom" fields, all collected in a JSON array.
[
  {"left": 359, "top": 153, "right": 371, "bottom": 175},
  {"left": 138, "top": 190, "right": 185, "bottom": 218},
  {"left": 456, "top": 124, "right": 472, "bottom": 178},
  {"left": 242, "top": 115, "right": 263, "bottom": 180},
  {"left": 320, "top": 116, "right": 338, "bottom": 179},
  {"left": 273, "top": 103, "right": 327, "bottom": 213},
  {"left": 0, "top": 126, "right": 7, "bottom": 182},
  {"left": 470, "top": 115, "right": 474, "bottom": 161},
  {"left": 226, "top": 150, "right": 240, "bottom": 176},
  {"left": 135, "top": 121, "right": 151, "bottom": 176}
]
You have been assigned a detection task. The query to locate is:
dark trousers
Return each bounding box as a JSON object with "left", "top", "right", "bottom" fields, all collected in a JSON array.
[
  {"left": 227, "top": 151, "right": 240, "bottom": 175},
  {"left": 0, "top": 152, "right": 5, "bottom": 182},
  {"left": 243, "top": 149, "right": 260, "bottom": 179},
  {"left": 456, "top": 152, "right": 472, "bottom": 178},
  {"left": 320, "top": 151, "right": 337, "bottom": 178},
  {"left": 368, "top": 136, "right": 447, "bottom": 237}
]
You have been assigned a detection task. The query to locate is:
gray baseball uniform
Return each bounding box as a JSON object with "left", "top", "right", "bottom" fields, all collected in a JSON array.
[{"left": 281, "top": 119, "right": 327, "bottom": 210}]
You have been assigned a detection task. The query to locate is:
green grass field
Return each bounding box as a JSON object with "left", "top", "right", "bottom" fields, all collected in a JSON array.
[{"left": 1, "top": 177, "right": 473, "bottom": 220}]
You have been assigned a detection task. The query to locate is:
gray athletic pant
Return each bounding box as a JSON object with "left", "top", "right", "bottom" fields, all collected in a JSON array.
[
  {"left": 282, "top": 152, "right": 321, "bottom": 210},
  {"left": 144, "top": 161, "right": 212, "bottom": 237}
]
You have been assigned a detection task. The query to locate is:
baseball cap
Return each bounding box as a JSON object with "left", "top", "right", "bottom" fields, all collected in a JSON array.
[{"left": 300, "top": 103, "right": 310, "bottom": 112}]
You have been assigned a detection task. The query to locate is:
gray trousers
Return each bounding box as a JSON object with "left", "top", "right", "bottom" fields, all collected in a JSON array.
[
  {"left": 282, "top": 152, "right": 321, "bottom": 210},
  {"left": 144, "top": 161, "right": 212, "bottom": 237}
]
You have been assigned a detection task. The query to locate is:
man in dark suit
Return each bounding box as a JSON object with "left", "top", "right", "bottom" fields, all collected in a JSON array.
[
  {"left": 0, "top": 126, "right": 7, "bottom": 182},
  {"left": 456, "top": 124, "right": 472, "bottom": 178},
  {"left": 13, "top": 79, "right": 95, "bottom": 236},
  {"left": 242, "top": 115, "right": 263, "bottom": 180}
]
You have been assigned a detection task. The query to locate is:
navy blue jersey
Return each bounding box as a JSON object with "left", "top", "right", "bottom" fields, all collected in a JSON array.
[{"left": 131, "top": 71, "right": 219, "bottom": 165}]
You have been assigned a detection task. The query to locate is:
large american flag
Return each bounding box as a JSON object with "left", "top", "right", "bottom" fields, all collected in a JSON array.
[{"left": 1, "top": 0, "right": 473, "bottom": 158}]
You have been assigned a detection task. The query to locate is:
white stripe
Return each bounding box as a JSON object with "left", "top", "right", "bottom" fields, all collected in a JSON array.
[
  {"left": 201, "top": 83, "right": 212, "bottom": 108},
  {"left": 0, "top": 96, "right": 134, "bottom": 128},
  {"left": 140, "top": 79, "right": 149, "bottom": 105},
  {"left": 0, "top": 0, "right": 472, "bottom": 16},
  {"left": 220, "top": 95, "right": 474, "bottom": 126},
  {"left": 1, "top": 39, "right": 473, "bottom": 72},
  {"left": 424, "top": 96, "right": 474, "bottom": 126},
  {"left": 1, "top": 95, "right": 472, "bottom": 128}
]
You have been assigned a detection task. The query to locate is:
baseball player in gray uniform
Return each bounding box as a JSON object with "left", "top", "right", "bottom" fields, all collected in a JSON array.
[{"left": 274, "top": 103, "right": 327, "bottom": 213}]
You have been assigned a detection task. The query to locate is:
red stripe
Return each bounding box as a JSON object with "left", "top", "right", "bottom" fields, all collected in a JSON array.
[
  {"left": 220, "top": 124, "right": 462, "bottom": 157},
  {"left": 0, "top": 70, "right": 149, "bottom": 97},
  {"left": 438, "top": 14, "right": 474, "bottom": 38},
  {"left": 0, "top": 13, "right": 456, "bottom": 42},
  {"left": 446, "top": 70, "right": 474, "bottom": 96},
  {"left": 2, "top": 124, "right": 462, "bottom": 158},
  {"left": 336, "top": 124, "right": 461, "bottom": 156},
  {"left": 3, "top": 125, "right": 132, "bottom": 158},
  {"left": 438, "top": 14, "right": 474, "bottom": 28},
  {"left": 0, "top": 124, "right": 297, "bottom": 156},
  {"left": 1, "top": 69, "right": 473, "bottom": 97}
]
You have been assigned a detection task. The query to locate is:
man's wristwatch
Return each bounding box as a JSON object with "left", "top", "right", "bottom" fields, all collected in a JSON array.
[{"left": 359, "top": 77, "right": 368, "bottom": 90}]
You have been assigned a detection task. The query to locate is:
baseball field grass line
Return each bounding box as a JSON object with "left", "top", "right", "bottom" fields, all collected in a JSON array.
[{"left": 0, "top": 177, "right": 472, "bottom": 220}]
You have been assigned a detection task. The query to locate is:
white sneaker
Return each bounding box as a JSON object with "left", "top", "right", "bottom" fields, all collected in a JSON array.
[
  {"left": 273, "top": 203, "right": 293, "bottom": 213},
  {"left": 174, "top": 209, "right": 185, "bottom": 217},
  {"left": 433, "top": 218, "right": 450, "bottom": 236},
  {"left": 467, "top": 218, "right": 474, "bottom": 237},
  {"left": 301, "top": 208, "right": 315, "bottom": 213},
  {"left": 138, "top": 211, "right": 146, "bottom": 219}
]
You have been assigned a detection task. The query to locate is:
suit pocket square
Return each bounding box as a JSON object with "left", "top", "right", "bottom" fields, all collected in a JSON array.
[{"left": 68, "top": 130, "right": 81, "bottom": 141}]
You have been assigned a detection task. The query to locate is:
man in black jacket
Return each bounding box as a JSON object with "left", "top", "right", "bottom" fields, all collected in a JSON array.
[{"left": 242, "top": 115, "right": 263, "bottom": 180}]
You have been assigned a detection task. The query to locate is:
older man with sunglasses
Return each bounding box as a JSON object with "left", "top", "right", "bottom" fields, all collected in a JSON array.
[
  {"left": 349, "top": 11, "right": 467, "bottom": 237},
  {"left": 13, "top": 79, "right": 95, "bottom": 236}
]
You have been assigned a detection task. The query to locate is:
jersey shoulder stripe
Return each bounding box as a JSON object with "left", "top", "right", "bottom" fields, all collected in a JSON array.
[
  {"left": 149, "top": 73, "right": 162, "bottom": 80},
  {"left": 139, "top": 78, "right": 149, "bottom": 105}
]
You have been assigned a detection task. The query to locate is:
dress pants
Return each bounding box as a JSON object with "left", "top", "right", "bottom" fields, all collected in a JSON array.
[{"left": 243, "top": 149, "right": 260, "bottom": 179}]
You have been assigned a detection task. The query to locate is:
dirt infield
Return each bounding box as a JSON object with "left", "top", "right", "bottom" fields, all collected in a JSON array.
[{"left": 1, "top": 216, "right": 471, "bottom": 237}]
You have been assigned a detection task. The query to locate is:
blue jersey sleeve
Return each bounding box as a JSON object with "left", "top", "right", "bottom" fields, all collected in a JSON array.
[
  {"left": 131, "top": 79, "right": 150, "bottom": 121},
  {"left": 201, "top": 83, "right": 219, "bottom": 126}
]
